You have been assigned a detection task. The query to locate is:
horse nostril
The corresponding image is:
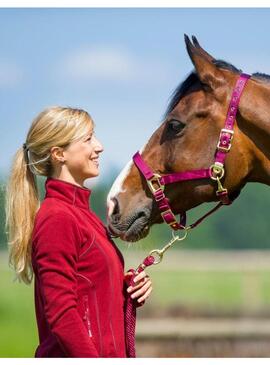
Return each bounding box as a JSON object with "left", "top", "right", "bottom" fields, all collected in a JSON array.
[{"left": 110, "top": 198, "right": 120, "bottom": 222}]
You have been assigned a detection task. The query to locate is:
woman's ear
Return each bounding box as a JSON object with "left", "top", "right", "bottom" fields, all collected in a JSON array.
[
  {"left": 50, "top": 146, "right": 66, "bottom": 163},
  {"left": 184, "top": 34, "right": 225, "bottom": 92}
]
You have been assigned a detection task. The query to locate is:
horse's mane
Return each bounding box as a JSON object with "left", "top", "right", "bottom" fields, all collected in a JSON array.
[
  {"left": 165, "top": 59, "right": 270, "bottom": 117},
  {"left": 165, "top": 72, "right": 198, "bottom": 117}
]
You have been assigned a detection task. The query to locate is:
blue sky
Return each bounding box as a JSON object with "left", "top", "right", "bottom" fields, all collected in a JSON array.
[{"left": 1, "top": 8, "right": 270, "bottom": 185}]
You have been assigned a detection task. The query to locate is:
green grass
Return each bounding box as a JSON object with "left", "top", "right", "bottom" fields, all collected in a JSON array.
[
  {"left": 148, "top": 270, "right": 270, "bottom": 312},
  {"left": 0, "top": 267, "right": 38, "bottom": 357},
  {"left": 2, "top": 251, "right": 270, "bottom": 357}
]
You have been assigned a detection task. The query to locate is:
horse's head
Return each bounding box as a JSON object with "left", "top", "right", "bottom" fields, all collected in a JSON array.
[{"left": 107, "top": 35, "right": 255, "bottom": 242}]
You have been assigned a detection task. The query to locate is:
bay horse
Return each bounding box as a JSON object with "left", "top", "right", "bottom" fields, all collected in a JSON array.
[{"left": 107, "top": 35, "right": 270, "bottom": 243}]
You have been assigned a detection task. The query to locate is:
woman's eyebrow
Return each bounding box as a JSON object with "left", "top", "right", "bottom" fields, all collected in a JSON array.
[{"left": 85, "top": 131, "right": 93, "bottom": 137}]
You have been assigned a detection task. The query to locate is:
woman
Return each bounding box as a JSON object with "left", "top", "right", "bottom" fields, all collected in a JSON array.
[{"left": 5, "top": 106, "right": 153, "bottom": 358}]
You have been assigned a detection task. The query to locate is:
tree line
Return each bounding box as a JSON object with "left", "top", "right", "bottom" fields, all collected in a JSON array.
[{"left": 1, "top": 174, "right": 270, "bottom": 250}]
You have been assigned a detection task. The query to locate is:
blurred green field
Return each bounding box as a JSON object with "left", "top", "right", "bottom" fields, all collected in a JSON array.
[
  {"left": 2, "top": 249, "right": 270, "bottom": 357},
  {"left": 147, "top": 270, "right": 270, "bottom": 311},
  {"left": 0, "top": 261, "right": 37, "bottom": 357}
]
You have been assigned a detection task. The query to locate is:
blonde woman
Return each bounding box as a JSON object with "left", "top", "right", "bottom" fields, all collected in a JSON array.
[{"left": 5, "top": 107, "right": 153, "bottom": 358}]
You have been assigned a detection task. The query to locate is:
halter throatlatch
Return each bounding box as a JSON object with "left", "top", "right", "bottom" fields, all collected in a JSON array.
[{"left": 133, "top": 73, "right": 250, "bottom": 234}]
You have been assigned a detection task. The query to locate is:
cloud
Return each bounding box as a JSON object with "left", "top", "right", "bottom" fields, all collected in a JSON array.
[
  {"left": 0, "top": 60, "right": 23, "bottom": 88},
  {"left": 63, "top": 45, "right": 134, "bottom": 81},
  {"left": 59, "top": 45, "right": 171, "bottom": 85}
]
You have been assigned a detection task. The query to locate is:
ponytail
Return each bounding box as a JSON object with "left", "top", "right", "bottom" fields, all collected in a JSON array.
[{"left": 5, "top": 145, "right": 40, "bottom": 284}]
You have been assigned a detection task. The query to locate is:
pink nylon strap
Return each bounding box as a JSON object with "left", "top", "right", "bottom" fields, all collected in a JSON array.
[
  {"left": 161, "top": 169, "right": 211, "bottom": 185},
  {"left": 216, "top": 190, "right": 231, "bottom": 205},
  {"left": 133, "top": 152, "right": 154, "bottom": 180},
  {"left": 215, "top": 73, "right": 250, "bottom": 165},
  {"left": 133, "top": 151, "right": 211, "bottom": 186},
  {"left": 124, "top": 255, "right": 155, "bottom": 357},
  {"left": 133, "top": 151, "right": 153, "bottom": 177},
  {"left": 153, "top": 189, "right": 186, "bottom": 230}
]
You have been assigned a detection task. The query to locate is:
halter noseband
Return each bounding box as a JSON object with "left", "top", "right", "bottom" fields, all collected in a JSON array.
[{"left": 132, "top": 73, "right": 250, "bottom": 232}]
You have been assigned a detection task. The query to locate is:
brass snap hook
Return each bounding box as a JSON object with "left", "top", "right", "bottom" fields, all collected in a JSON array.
[
  {"left": 149, "top": 228, "right": 189, "bottom": 265},
  {"left": 148, "top": 249, "right": 164, "bottom": 265}
]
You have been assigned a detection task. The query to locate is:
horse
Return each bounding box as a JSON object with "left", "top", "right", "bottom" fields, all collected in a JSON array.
[{"left": 107, "top": 35, "right": 270, "bottom": 243}]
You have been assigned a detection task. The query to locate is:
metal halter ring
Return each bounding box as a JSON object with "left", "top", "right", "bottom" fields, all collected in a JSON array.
[
  {"left": 172, "top": 228, "right": 190, "bottom": 241},
  {"left": 210, "top": 163, "right": 225, "bottom": 181}
]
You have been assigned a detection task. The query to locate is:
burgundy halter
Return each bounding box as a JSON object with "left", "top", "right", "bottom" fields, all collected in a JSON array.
[{"left": 132, "top": 73, "right": 250, "bottom": 232}]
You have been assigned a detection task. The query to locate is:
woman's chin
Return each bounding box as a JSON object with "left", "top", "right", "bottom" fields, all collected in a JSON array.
[{"left": 87, "top": 169, "right": 100, "bottom": 178}]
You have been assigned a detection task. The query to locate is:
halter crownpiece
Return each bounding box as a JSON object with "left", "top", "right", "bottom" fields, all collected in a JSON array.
[{"left": 133, "top": 73, "right": 251, "bottom": 233}]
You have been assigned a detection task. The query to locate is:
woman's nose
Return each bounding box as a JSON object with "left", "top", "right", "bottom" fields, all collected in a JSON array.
[{"left": 93, "top": 135, "right": 104, "bottom": 153}]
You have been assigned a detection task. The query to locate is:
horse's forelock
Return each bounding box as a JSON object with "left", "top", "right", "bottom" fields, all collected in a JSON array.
[{"left": 164, "top": 72, "right": 199, "bottom": 118}]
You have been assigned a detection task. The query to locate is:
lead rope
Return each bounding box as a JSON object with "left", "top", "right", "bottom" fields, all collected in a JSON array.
[{"left": 124, "top": 228, "right": 189, "bottom": 357}]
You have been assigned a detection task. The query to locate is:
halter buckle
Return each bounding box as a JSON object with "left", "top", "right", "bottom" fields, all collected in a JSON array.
[
  {"left": 217, "top": 129, "right": 234, "bottom": 152},
  {"left": 160, "top": 209, "right": 178, "bottom": 227},
  {"left": 147, "top": 174, "right": 164, "bottom": 194}
]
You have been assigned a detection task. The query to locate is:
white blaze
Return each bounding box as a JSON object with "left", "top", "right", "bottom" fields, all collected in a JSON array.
[
  {"left": 107, "top": 145, "right": 146, "bottom": 216},
  {"left": 107, "top": 159, "right": 132, "bottom": 208}
]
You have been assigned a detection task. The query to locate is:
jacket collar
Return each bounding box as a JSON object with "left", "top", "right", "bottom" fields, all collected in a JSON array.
[{"left": 45, "top": 177, "right": 91, "bottom": 210}]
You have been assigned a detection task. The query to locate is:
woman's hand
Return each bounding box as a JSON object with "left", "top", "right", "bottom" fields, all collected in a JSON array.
[{"left": 125, "top": 270, "right": 153, "bottom": 304}]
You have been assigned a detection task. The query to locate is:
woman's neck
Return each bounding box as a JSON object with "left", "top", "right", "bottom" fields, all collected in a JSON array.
[{"left": 51, "top": 170, "right": 85, "bottom": 188}]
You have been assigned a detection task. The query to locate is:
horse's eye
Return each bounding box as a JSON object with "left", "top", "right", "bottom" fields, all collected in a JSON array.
[{"left": 167, "top": 119, "right": 185, "bottom": 133}]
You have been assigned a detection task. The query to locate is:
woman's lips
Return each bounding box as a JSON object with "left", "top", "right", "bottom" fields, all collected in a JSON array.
[{"left": 91, "top": 158, "right": 99, "bottom": 166}]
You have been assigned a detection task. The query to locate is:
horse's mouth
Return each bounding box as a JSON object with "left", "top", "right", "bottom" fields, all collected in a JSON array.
[{"left": 108, "top": 209, "right": 151, "bottom": 242}]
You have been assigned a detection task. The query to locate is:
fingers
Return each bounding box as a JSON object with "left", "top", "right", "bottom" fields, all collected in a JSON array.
[
  {"left": 133, "top": 270, "right": 147, "bottom": 282},
  {"left": 126, "top": 270, "right": 149, "bottom": 293},
  {"left": 137, "top": 286, "right": 153, "bottom": 303},
  {"left": 127, "top": 275, "right": 150, "bottom": 293},
  {"left": 130, "top": 279, "right": 152, "bottom": 303},
  {"left": 130, "top": 279, "right": 151, "bottom": 298},
  {"left": 125, "top": 270, "right": 153, "bottom": 303},
  {"left": 124, "top": 271, "right": 133, "bottom": 278}
]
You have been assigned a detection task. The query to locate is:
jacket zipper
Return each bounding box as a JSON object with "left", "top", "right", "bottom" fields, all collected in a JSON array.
[
  {"left": 110, "top": 320, "right": 117, "bottom": 354},
  {"left": 83, "top": 295, "right": 92, "bottom": 337},
  {"left": 94, "top": 243, "right": 118, "bottom": 355}
]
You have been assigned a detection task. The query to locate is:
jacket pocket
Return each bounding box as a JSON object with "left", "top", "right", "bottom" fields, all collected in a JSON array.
[
  {"left": 77, "top": 273, "right": 103, "bottom": 355},
  {"left": 82, "top": 294, "right": 92, "bottom": 337}
]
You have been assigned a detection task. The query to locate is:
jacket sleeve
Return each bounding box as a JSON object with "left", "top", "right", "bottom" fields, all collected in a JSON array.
[{"left": 33, "top": 211, "right": 99, "bottom": 357}]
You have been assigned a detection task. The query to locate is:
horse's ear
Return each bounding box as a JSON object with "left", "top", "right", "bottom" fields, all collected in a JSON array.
[
  {"left": 191, "top": 35, "right": 215, "bottom": 62},
  {"left": 184, "top": 34, "right": 224, "bottom": 91}
]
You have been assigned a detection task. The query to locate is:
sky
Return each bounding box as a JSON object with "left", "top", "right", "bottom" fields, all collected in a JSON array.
[{"left": 1, "top": 7, "right": 270, "bottom": 186}]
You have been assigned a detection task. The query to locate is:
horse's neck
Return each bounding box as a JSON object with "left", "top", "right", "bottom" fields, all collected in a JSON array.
[{"left": 239, "top": 78, "right": 270, "bottom": 185}]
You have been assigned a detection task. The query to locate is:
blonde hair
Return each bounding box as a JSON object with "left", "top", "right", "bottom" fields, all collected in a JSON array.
[{"left": 5, "top": 106, "right": 94, "bottom": 284}]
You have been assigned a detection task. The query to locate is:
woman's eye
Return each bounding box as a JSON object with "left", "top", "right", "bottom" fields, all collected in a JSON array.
[{"left": 167, "top": 119, "right": 185, "bottom": 134}]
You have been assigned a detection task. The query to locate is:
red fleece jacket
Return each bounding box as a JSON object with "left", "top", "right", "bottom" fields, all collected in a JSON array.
[{"left": 31, "top": 177, "right": 127, "bottom": 357}]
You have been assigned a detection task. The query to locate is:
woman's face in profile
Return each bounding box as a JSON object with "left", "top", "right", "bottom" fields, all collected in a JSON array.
[{"left": 64, "top": 130, "right": 104, "bottom": 180}]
